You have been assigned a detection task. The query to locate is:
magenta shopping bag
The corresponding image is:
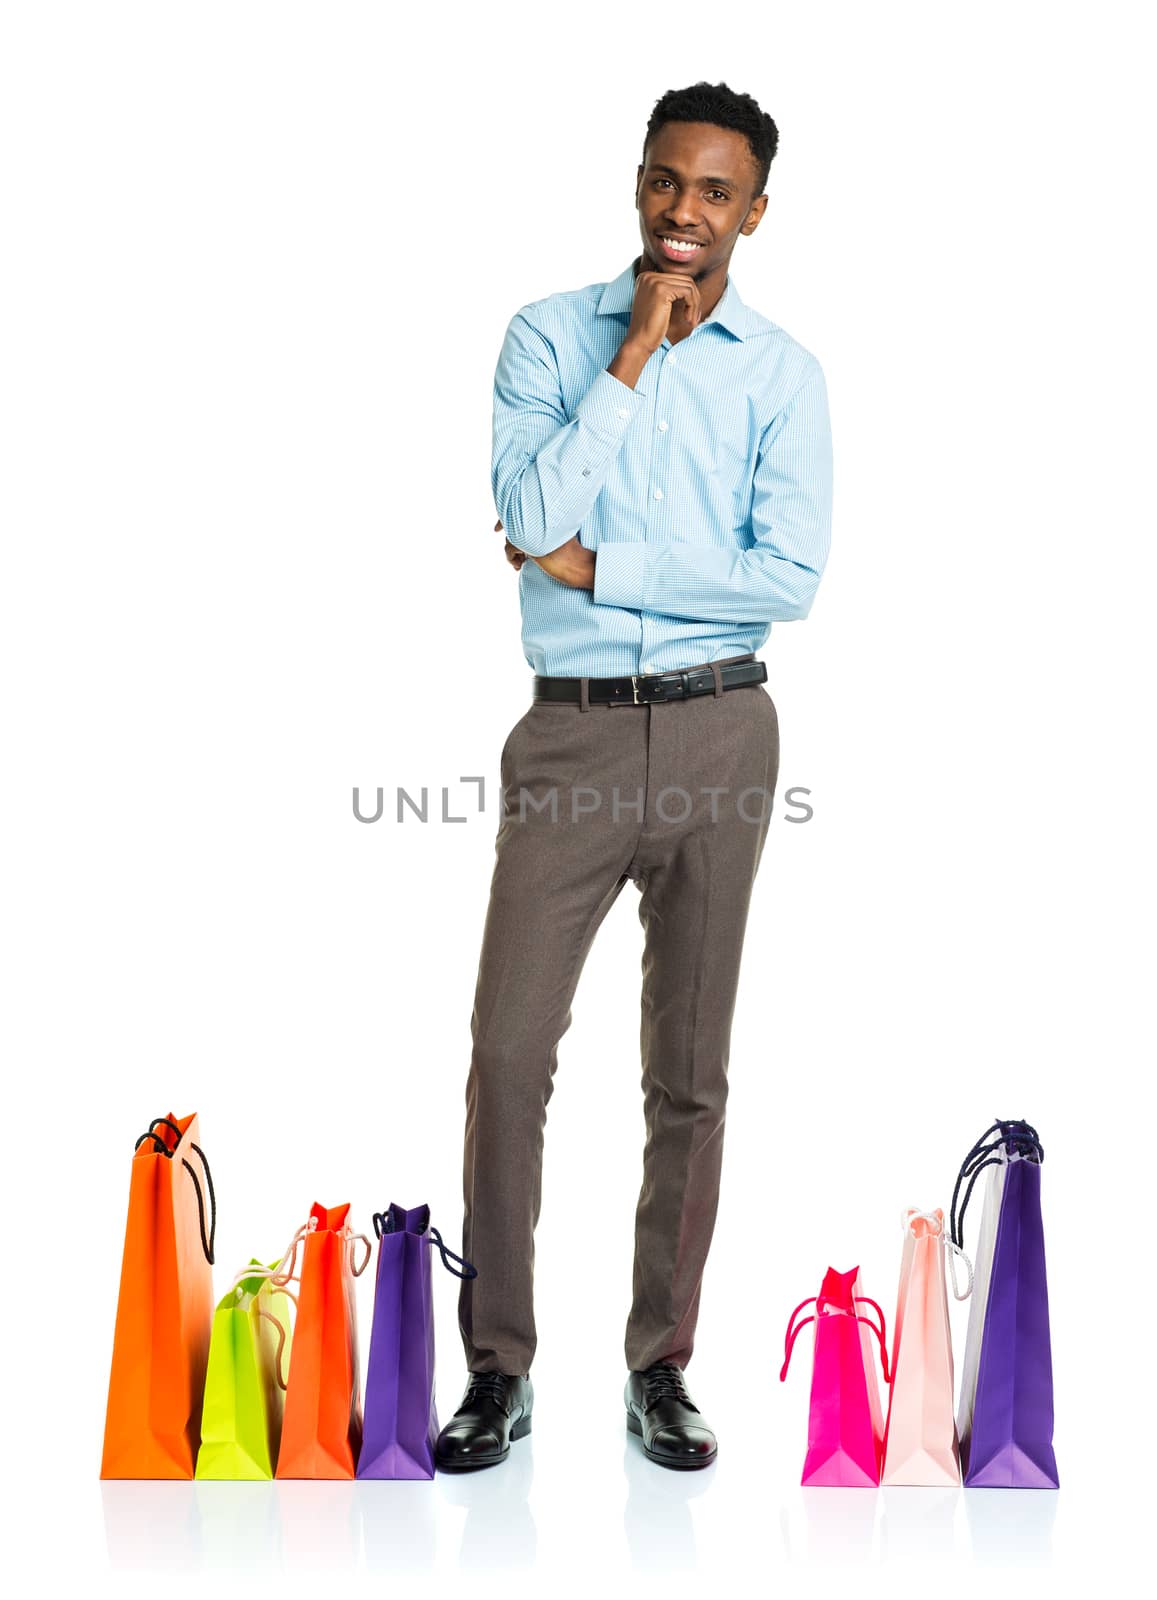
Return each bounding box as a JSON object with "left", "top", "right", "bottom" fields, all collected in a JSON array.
[
  {"left": 356, "top": 1202, "right": 477, "bottom": 1481},
  {"left": 780, "top": 1266, "right": 891, "bottom": 1486},
  {"left": 950, "top": 1119, "right": 1058, "bottom": 1489}
]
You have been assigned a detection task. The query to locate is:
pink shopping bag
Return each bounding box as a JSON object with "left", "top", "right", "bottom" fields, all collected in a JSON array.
[
  {"left": 780, "top": 1265, "right": 891, "bottom": 1486},
  {"left": 881, "top": 1208, "right": 966, "bottom": 1486}
]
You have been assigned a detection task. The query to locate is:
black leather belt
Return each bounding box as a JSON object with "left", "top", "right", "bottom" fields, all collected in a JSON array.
[{"left": 533, "top": 657, "right": 768, "bottom": 706}]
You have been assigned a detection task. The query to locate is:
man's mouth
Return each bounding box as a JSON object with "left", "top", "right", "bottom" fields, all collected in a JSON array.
[{"left": 656, "top": 234, "right": 706, "bottom": 262}]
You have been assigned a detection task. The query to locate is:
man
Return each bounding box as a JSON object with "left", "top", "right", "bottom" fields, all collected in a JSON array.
[{"left": 435, "top": 80, "right": 833, "bottom": 1473}]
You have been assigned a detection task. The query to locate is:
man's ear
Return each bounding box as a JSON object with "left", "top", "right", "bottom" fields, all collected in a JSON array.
[{"left": 742, "top": 192, "right": 769, "bottom": 237}]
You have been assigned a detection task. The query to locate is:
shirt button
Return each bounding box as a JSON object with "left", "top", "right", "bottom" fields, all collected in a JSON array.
[
  {"left": 657, "top": 420, "right": 669, "bottom": 431},
  {"left": 667, "top": 354, "right": 677, "bottom": 366},
  {"left": 653, "top": 488, "right": 664, "bottom": 500},
  {"left": 616, "top": 407, "right": 629, "bottom": 419}
]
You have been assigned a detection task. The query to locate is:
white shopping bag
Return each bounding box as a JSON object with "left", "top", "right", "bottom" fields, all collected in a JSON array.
[{"left": 951, "top": 1142, "right": 1006, "bottom": 1452}]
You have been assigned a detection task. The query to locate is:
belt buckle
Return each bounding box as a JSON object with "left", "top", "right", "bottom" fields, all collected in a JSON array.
[{"left": 631, "top": 674, "right": 641, "bottom": 705}]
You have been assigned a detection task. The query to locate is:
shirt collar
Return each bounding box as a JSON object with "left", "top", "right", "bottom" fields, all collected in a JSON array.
[{"left": 595, "top": 254, "right": 750, "bottom": 341}]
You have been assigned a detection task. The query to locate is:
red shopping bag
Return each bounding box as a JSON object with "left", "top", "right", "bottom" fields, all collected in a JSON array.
[{"left": 275, "top": 1202, "right": 371, "bottom": 1479}]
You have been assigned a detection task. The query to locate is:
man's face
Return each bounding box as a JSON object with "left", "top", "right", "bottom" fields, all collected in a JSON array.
[{"left": 635, "top": 121, "right": 766, "bottom": 279}]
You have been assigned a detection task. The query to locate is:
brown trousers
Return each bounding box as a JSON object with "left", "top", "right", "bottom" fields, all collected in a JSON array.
[{"left": 458, "top": 652, "right": 779, "bottom": 1375}]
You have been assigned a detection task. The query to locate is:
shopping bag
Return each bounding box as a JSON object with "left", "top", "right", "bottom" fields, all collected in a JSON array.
[
  {"left": 275, "top": 1202, "right": 372, "bottom": 1480},
  {"left": 952, "top": 1138, "right": 1007, "bottom": 1453},
  {"left": 101, "top": 1113, "right": 216, "bottom": 1479},
  {"left": 357, "top": 1202, "right": 478, "bottom": 1481},
  {"left": 194, "top": 1255, "right": 296, "bottom": 1480},
  {"left": 881, "top": 1208, "right": 967, "bottom": 1486},
  {"left": 780, "top": 1266, "right": 891, "bottom": 1486},
  {"left": 950, "top": 1119, "right": 1058, "bottom": 1488}
]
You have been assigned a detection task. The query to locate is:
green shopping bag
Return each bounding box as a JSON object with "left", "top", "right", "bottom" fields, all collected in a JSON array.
[{"left": 194, "top": 1258, "right": 295, "bottom": 1480}]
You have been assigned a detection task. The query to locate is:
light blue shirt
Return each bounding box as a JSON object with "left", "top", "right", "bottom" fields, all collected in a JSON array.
[{"left": 492, "top": 254, "right": 834, "bottom": 677}]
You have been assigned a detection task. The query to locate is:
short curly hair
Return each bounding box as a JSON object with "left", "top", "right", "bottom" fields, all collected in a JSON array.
[{"left": 643, "top": 80, "right": 779, "bottom": 198}]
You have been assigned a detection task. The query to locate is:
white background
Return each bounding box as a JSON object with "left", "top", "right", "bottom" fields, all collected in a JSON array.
[{"left": 2, "top": 2, "right": 1153, "bottom": 1596}]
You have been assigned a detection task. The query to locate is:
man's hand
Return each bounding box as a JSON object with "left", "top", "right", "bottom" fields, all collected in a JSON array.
[
  {"left": 497, "top": 519, "right": 595, "bottom": 590},
  {"left": 501, "top": 522, "right": 528, "bottom": 571},
  {"left": 626, "top": 268, "right": 701, "bottom": 352}
]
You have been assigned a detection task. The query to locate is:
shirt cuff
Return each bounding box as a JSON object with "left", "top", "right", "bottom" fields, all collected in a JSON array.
[
  {"left": 572, "top": 367, "right": 646, "bottom": 441},
  {"left": 593, "top": 541, "right": 647, "bottom": 609}
]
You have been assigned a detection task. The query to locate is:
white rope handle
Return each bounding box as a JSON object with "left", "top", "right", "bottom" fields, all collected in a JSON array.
[
  {"left": 230, "top": 1214, "right": 372, "bottom": 1309},
  {"left": 902, "top": 1207, "right": 974, "bottom": 1301},
  {"left": 228, "top": 1216, "right": 318, "bottom": 1299},
  {"left": 226, "top": 1228, "right": 313, "bottom": 1394},
  {"left": 255, "top": 1306, "right": 291, "bottom": 1390},
  {"left": 342, "top": 1225, "right": 373, "bottom": 1278},
  {"left": 946, "top": 1236, "right": 975, "bottom": 1301}
]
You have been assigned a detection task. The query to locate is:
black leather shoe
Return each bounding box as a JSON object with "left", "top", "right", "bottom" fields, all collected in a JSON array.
[
  {"left": 625, "top": 1360, "right": 717, "bottom": 1469},
  {"left": 434, "top": 1370, "right": 533, "bottom": 1472}
]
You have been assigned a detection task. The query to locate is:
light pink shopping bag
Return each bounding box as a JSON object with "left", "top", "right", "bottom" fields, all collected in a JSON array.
[
  {"left": 780, "top": 1265, "right": 890, "bottom": 1486},
  {"left": 881, "top": 1208, "right": 965, "bottom": 1486}
]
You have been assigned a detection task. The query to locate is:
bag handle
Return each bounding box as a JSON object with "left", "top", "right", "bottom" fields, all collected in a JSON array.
[
  {"left": 256, "top": 1306, "right": 291, "bottom": 1391},
  {"left": 779, "top": 1296, "right": 818, "bottom": 1381},
  {"left": 230, "top": 1220, "right": 317, "bottom": 1300},
  {"left": 851, "top": 1296, "right": 891, "bottom": 1384},
  {"left": 903, "top": 1207, "right": 975, "bottom": 1301},
  {"left": 853, "top": 1294, "right": 887, "bottom": 1345},
  {"left": 341, "top": 1225, "right": 373, "bottom": 1278},
  {"left": 229, "top": 1256, "right": 296, "bottom": 1390},
  {"left": 133, "top": 1116, "right": 217, "bottom": 1265},
  {"left": 778, "top": 1293, "right": 891, "bottom": 1385},
  {"left": 231, "top": 1211, "right": 372, "bottom": 1303},
  {"left": 949, "top": 1119, "right": 1043, "bottom": 1249},
  {"left": 371, "top": 1208, "right": 478, "bottom": 1280},
  {"left": 427, "top": 1226, "right": 476, "bottom": 1280}
]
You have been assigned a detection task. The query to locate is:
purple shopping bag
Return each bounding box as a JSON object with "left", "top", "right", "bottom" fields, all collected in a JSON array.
[
  {"left": 950, "top": 1120, "right": 1058, "bottom": 1489},
  {"left": 356, "top": 1202, "right": 477, "bottom": 1480}
]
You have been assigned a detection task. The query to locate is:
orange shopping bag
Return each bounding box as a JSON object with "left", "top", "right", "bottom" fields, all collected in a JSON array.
[
  {"left": 100, "top": 1113, "right": 217, "bottom": 1478},
  {"left": 275, "top": 1202, "right": 371, "bottom": 1479}
]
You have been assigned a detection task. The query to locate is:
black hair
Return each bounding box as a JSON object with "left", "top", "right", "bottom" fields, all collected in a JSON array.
[{"left": 643, "top": 80, "right": 778, "bottom": 199}]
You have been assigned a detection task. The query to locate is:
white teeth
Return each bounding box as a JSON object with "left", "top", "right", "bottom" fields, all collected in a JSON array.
[{"left": 661, "top": 236, "right": 702, "bottom": 251}]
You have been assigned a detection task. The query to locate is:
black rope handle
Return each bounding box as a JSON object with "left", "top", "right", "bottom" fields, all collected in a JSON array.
[
  {"left": 950, "top": 1155, "right": 1003, "bottom": 1249},
  {"left": 950, "top": 1119, "right": 1043, "bottom": 1248},
  {"left": 951, "top": 1118, "right": 1042, "bottom": 1189},
  {"left": 948, "top": 1124, "right": 1006, "bottom": 1248},
  {"left": 952, "top": 1130, "right": 999, "bottom": 1246},
  {"left": 371, "top": 1207, "right": 478, "bottom": 1279},
  {"left": 132, "top": 1116, "right": 216, "bottom": 1264},
  {"left": 134, "top": 1115, "right": 183, "bottom": 1154},
  {"left": 182, "top": 1143, "right": 216, "bottom": 1265},
  {"left": 427, "top": 1225, "right": 477, "bottom": 1280}
]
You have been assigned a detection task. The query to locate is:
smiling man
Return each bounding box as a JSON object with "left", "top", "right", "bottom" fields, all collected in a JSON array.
[{"left": 436, "top": 81, "right": 834, "bottom": 1474}]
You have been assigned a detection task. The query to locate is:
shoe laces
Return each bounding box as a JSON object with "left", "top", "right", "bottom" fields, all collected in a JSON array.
[
  {"left": 641, "top": 1361, "right": 698, "bottom": 1414},
  {"left": 463, "top": 1370, "right": 512, "bottom": 1409}
]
